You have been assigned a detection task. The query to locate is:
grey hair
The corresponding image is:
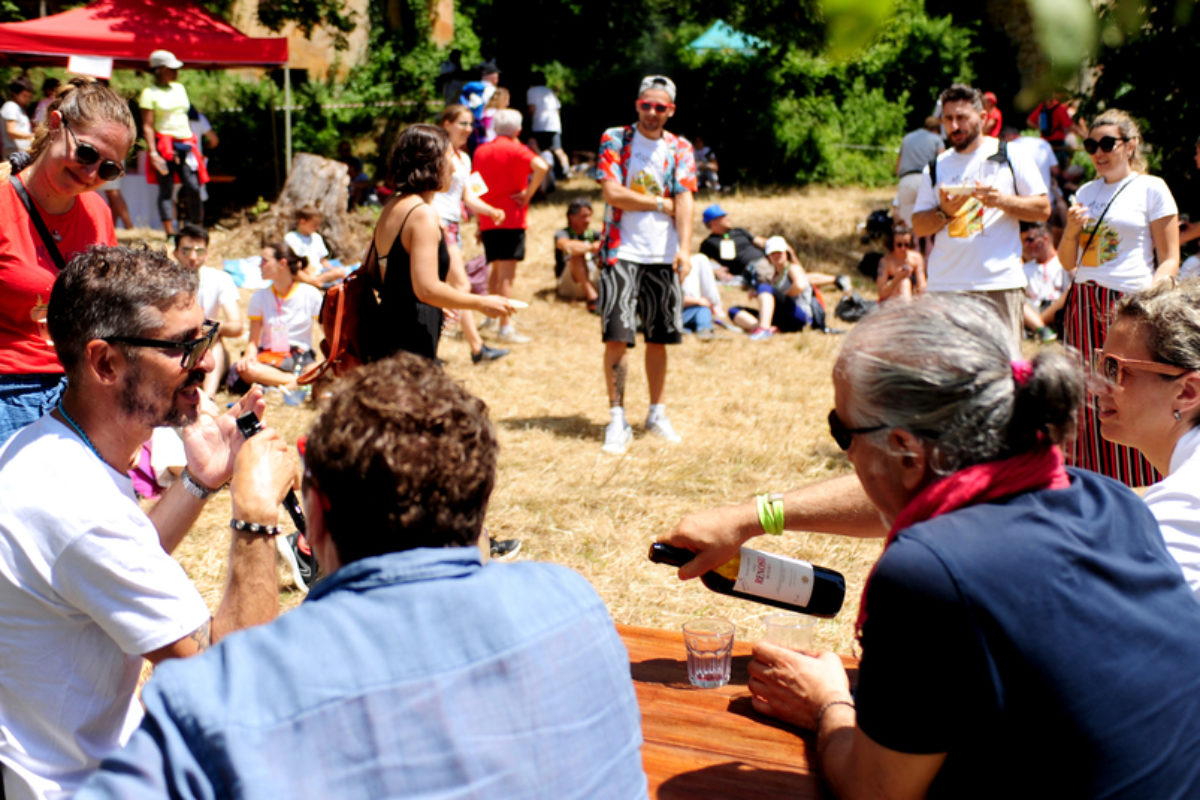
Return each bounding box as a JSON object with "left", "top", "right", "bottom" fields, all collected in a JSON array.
[
  {"left": 48, "top": 245, "right": 197, "bottom": 377},
  {"left": 835, "top": 294, "right": 1082, "bottom": 474},
  {"left": 493, "top": 108, "right": 522, "bottom": 137},
  {"left": 1113, "top": 278, "right": 1200, "bottom": 426}
]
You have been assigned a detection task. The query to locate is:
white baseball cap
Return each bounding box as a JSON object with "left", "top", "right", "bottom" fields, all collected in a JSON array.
[
  {"left": 149, "top": 50, "right": 183, "bottom": 70},
  {"left": 764, "top": 236, "right": 789, "bottom": 255}
]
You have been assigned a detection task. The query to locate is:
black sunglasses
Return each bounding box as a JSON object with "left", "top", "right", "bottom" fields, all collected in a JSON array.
[
  {"left": 828, "top": 409, "right": 886, "bottom": 451},
  {"left": 1082, "top": 135, "right": 1129, "bottom": 155},
  {"left": 103, "top": 320, "right": 219, "bottom": 370},
  {"left": 638, "top": 101, "right": 672, "bottom": 113},
  {"left": 62, "top": 118, "right": 125, "bottom": 181}
]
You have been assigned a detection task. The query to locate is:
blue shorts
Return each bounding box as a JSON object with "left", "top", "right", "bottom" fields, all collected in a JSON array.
[{"left": 0, "top": 373, "right": 67, "bottom": 446}]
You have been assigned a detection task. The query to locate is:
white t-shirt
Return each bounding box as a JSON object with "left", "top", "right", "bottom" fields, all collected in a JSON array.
[
  {"left": 1, "top": 100, "right": 31, "bottom": 156},
  {"left": 283, "top": 230, "right": 330, "bottom": 271},
  {"left": 1072, "top": 173, "right": 1178, "bottom": 293},
  {"left": 0, "top": 415, "right": 209, "bottom": 800},
  {"left": 1144, "top": 425, "right": 1200, "bottom": 599},
  {"left": 247, "top": 282, "right": 322, "bottom": 351},
  {"left": 196, "top": 266, "right": 238, "bottom": 321},
  {"left": 1022, "top": 254, "right": 1068, "bottom": 306},
  {"left": 915, "top": 137, "right": 1047, "bottom": 291},
  {"left": 682, "top": 253, "right": 722, "bottom": 307},
  {"left": 616, "top": 130, "right": 679, "bottom": 264},
  {"left": 1180, "top": 254, "right": 1200, "bottom": 280},
  {"left": 1009, "top": 136, "right": 1058, "bottom": 201},
  {"left": 432, "top": 149, "right": 471, "bottom": 224},
  {"left": 526, "top": 85, "right": 562, "bottom": 134}
]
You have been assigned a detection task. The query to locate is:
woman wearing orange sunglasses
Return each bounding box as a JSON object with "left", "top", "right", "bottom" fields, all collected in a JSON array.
[{"left": 1094, "top": 279, "right": 1200, "bottom": 596}]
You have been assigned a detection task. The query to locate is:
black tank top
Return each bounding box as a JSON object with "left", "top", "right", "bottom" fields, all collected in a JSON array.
[{"left": 363, "top": 201, "right": 450, "bottom": 361}]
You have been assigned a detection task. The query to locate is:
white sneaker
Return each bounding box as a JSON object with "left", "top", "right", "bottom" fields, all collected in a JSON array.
[
  {"left": 498, "top": 326, "right": 532, "bottom": 343},
  {"left": 645, "top": 415, "right": 682, "bottom": 443},
  {"left": 602, "top": 419, "right": 633, "bottom": 454},
  {"left": 478, "top": 317, "right": 497, "bottom": 332}
]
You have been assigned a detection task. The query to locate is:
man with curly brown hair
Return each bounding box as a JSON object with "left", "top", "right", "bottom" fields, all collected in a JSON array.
[{"left": 78, "top": 353, "right": 649, "bottom": 800}]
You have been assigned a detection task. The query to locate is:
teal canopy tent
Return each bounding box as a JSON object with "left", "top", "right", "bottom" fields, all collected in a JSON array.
[{"left": 688, "top": 20, "right": 767, "bottom": 54}]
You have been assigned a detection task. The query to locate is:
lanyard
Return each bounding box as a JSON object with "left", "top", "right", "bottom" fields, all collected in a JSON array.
[{"left": 57, "top": 398, "right": 103, "bottom": 463}]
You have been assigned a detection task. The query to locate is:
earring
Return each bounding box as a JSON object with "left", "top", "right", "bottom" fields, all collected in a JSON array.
[{"left": 1174, "top": 409, "right": 1182, "bottom": 421}]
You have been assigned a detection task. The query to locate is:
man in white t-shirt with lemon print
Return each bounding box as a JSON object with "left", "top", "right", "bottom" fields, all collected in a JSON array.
[{"left": 913, "top": 83, "right": 1050, "bottom": 345}]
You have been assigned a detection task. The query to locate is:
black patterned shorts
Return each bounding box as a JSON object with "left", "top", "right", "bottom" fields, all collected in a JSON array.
[{"left": 599, "top": 259, "right": 683, "bottom": 346}]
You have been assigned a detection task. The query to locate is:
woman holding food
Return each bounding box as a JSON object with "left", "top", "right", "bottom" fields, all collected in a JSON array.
[{"left": 1058, "top": 109, "right": 1179, "bottom": 486}]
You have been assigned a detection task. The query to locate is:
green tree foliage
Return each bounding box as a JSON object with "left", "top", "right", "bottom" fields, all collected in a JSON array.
[
  {"left": 454, "top": 0, "right": 973, "bottom": 187},
  {"left": 1086, "top": 0, "right": 1200, "bottom": 212}
]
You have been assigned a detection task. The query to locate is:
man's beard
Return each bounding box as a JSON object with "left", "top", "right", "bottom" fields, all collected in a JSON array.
[
  {"left": 953, "top": 124, "right": 981, "bottom": 152},
  {"left": 120, "top": 358, "right": 206, "bottom": 428}
]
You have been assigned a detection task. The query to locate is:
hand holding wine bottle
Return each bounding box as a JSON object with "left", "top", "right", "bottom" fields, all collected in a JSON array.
[{"left": 649, "top": 543, "right": 846, "bottom": 618}]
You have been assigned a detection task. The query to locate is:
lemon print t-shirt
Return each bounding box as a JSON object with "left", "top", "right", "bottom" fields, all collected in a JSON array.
[{"left": 1072, "top": 174, "right": 1178, "bottom": 294}]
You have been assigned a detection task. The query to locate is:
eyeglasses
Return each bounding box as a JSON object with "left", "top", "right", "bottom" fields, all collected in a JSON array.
[
  {"left": 828, "top": 409, "right": 887, "bottom": 451},
  {"left": 62, "top": 118, "right": 125, "bottom": 181},
  {"left": 638, "top": 101, "right": 673, "bottom": 113},
  {"left": 1082, "top": 135, "right": 1129, "bottom": 155},
  {"left": 1090, "top": 349, "right": 1189, "bottom": 389},
  {"left": 103, "top": 320, "right": 219, "bottom": 370}
]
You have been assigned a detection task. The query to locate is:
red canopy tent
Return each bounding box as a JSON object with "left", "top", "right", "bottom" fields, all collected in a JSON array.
[
  {"left": 0, "top": 0, "right": 294, "bottom": 177},
  {"left": 0, "top": 0, "right": 287, "bottom": 68}
]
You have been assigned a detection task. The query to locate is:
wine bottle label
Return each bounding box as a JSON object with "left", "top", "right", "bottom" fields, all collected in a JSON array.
[{"left": 733, "top": 547, "right": 815, "bottom": 607}]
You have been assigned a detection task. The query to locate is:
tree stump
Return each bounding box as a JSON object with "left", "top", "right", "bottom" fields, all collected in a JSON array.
[{"left": 255, "top": 152, "right": 372, "bottom": 262}]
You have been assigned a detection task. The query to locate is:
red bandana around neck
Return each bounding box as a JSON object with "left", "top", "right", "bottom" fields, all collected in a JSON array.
[{"left": 854, "top": 445, "right": 1070, "bottom": 641}]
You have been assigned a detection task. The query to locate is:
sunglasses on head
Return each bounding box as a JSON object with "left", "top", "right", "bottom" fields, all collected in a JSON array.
[
  {"left": 1090, "top": 349, "right": 1189, "bottom": 388},
  {"left": 1082, "top": 135, "right": 1129, "bottom": 155},
  {"left": 103, "top": 320, "right": 219, "bottom": 370},
  {"left": 827, "top": 409, "right": 886, "bottom": 451},
  {"left": 62, "top": 118, "right": 125, "bottom": 181},
  {"left": 638, "top": 101, "right": 672, "bottom": 113}
]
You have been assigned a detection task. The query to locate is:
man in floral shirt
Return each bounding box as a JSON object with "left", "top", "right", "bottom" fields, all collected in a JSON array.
[{"left": 596, "top": 75, "right": 697, "bottom": 455}]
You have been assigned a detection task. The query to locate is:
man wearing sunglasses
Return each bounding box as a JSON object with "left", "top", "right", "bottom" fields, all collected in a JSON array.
[
  {"left": 912, "top": 83, "right": 1050, "bottom": 346},
  {"left": 596, "top": 74, "right": 697, "bottom": 454},
  {"left": 0, "top": 246, "right": 297, "bottom": 799}
]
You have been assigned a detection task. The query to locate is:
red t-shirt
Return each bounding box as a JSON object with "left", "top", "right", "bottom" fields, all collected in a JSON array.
[
  {"left": 473, "top": 136, "right": 537, "bottom": 231},
  {"left": 0, "top": 181, "right": 116, "bottom": 374}
]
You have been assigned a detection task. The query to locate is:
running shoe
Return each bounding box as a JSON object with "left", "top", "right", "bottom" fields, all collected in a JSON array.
[
  {"left": 277, "top": 531, "right": 321, "bottom": 592},
  {"left": 602, "top": 419, "right": 634, "bottom": 454},
  {"left": 489, "top": 537, "right": 522, "bottom": 560}
]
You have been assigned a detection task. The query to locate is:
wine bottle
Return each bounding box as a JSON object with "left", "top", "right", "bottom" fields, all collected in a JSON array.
[{"left": 648, "top": 543, "right": 846, "bottom": 618}]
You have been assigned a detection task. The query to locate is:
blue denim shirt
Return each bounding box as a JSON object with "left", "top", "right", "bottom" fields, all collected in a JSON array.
[{"left": 77, "top": 548, "right": 648, "bottom": 799}]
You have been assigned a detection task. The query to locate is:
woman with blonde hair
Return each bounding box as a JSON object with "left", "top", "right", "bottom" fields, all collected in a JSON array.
[
  {"left": 1058, "top": 108, "right": 1179, "bottom": 486},
  {"left": 0, "top": 78, "right": 135, "bottom": 443},
  {"left": 480, "top": 87, "right": 510, "bottom": 144}
]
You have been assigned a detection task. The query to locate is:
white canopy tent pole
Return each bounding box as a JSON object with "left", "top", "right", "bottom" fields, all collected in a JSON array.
[{"left": 284, "top": 63, "right": 292, "bottom": 177}]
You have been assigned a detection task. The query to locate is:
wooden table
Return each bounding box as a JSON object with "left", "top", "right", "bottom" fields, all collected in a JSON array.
[{"left": 619, "top": 624, "right": 858, "bottom": 799}]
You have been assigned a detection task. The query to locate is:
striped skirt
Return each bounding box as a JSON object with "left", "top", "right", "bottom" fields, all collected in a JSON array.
[{"left": 1062, "top": 281, "right": 1161, "bottom": 487}]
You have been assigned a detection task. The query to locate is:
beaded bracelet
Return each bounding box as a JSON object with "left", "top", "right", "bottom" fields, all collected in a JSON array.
[
  {"left": 230, "top": 519, "right": 282, "bottom": 536},
  {"left": 815, "top": 697, "right": 856, "bottom": 729}
]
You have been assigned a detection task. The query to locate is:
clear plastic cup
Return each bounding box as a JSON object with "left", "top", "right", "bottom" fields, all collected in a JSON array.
[
  {"left": 682, "top": 617, "right": 735, "bottom": 688},
  {"left": 762, "top": 612, "right": 816, "bottom": 651}
]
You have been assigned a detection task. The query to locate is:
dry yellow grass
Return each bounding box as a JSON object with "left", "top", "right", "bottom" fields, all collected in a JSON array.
[{"left": 145, "top": 180, "right": 897, "bottom": 657}]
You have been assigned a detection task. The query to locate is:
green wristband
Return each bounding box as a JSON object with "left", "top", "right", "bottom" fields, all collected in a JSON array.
[{"left": 756, "top": 492, "right": 785, "bottom": 535}]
